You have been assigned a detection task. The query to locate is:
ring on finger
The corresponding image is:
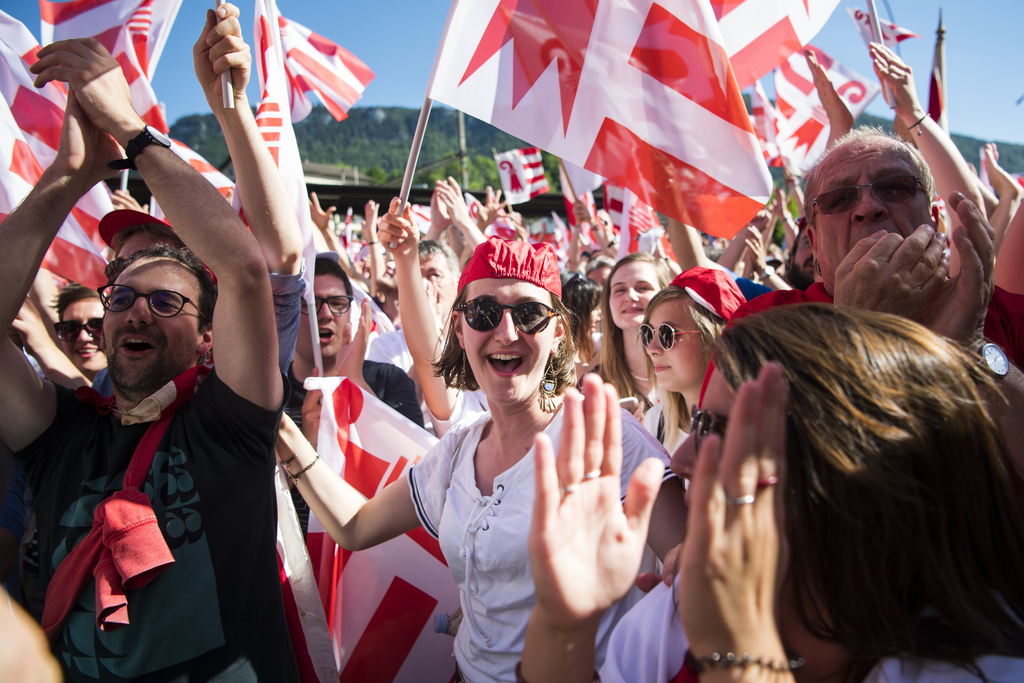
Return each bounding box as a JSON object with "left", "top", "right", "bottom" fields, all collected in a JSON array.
[
  {"left": 562, "top": 483, "right": 580, "bottom": 494},
  {"left": 724, "top": 493, "right": 756, "bottom": 506},
  {"left": 756, "top": 475, "right": 778, "bottom": 489},
  {"left": 584, "top": 470, "right": 601, "bottom": 480}
]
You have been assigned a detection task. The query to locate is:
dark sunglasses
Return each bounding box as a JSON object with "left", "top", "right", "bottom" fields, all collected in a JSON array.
[
  {"left": 813, "top": 175, "right": 922, "bottom": 216},
  {"left": 639, "top": 323, "right": 701, "bottom": 350},
  {"left": 54, "top": 318, "right": 103, "bottom": 342},
  {"left": 456, "top": 298, "right": 557, "bottom": 335},
  {"left": 301, "top": 295, "right": 354, "bottom": 317},
  {"left": 689, "top": 406, "right": 727, "bottom": 453},
  {"left": 98, "top": 284, "right": 206, "bottom": 321}
]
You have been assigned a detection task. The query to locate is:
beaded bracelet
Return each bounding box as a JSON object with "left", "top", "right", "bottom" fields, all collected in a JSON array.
[
  {"left": 685, "top": 650, "right": 805, "bottom": 674},
  {"left": 279, "top": 442, "right": 311, "bottom": 468},
  {"left": 288, "top": 452, "right": 321, "bottom": 482}
]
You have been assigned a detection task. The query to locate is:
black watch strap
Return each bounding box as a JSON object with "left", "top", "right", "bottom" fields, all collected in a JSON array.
[{"left": 108, "top": 126, "right": 170, "bottom": 171}]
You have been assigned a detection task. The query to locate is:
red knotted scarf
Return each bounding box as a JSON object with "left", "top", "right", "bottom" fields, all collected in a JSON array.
[{"left": 41, "top": 365, "right": 209, "bottom": 643}]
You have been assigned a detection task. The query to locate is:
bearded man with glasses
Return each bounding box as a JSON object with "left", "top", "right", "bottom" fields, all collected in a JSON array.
[{"left": 723, "top": 126, "right": 1024, "bottom": 477}]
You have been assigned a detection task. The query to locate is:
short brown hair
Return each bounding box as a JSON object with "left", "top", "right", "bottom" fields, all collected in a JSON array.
[
  {"left": 54, "top": 283, "right": 100, "bottom": 320},
  {"left": 433, "top": 287, "right": 576, "bottom": 395}
]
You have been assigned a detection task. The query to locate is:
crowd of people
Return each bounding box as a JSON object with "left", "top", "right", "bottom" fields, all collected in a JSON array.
[{"left": 0, "top": 3, "right": 1022, "bottom": 682}]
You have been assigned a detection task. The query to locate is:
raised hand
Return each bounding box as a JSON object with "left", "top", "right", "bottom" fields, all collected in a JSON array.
[
  {"left": 806, "top": 50, "right": 853, "bottom": 142},
  {"left": 678, "top": 364, "right": 789, "bottom": 663},
  {"left": 110, "top": 189, "right": 148, "bottom": 214},
  {"left": 529, "top": 375, "right": 663, "bottom": 631},
  {"left": 335, "top": 297, "right": 374, "bottom": 394},
  {"left": 378, "top": 197, "right": 419, "bottom": 261},
  {"left": 193, "top": 3, "right": 250, "bottom": 112},
  {"left": 870, "top": 42, "right": 922, "bottom": 123},
  {"left": 308, "top": 191, "right": 336, "bottom": 232},
  {"left": 477, "top": 185, "right": 505, "bottom": 229}
]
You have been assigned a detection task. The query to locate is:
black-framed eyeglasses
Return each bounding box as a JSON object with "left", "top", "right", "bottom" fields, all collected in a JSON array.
[
  {"left": 639, "top": 323, "right": 701, "bottom": 350},
  {"left": 98, "top": 284, "right": 206, "bottom": 321},
  {"left": 54, "top": 318, "right": 103, "bottom": 342},
  {"left": 812, "top": 175, "right": 922, "bottom": 216},
  {"left": 690, "top": 406, "right": 727, "bottom": 452},
  {"left": 300, "top": 295, "right": 354, "bottom": 317},
  {"left": 456, "top": 298, "right": 557, "bottom": 335}
]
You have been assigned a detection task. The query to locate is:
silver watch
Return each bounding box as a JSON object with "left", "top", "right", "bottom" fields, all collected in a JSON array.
[{"left": 981, "top": 343, "right": 1009, "bottom": 377}]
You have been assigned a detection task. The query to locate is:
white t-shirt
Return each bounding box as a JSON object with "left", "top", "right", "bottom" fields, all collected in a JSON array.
[
  {"left": 643, "top": 402, "right": 687, "bottom": 456},
  {"left": 408, "top": 408, "right": 673, "bottom": 683},
  {"left": 600, "top": 582, "right": 1024, "bottom": 683}
]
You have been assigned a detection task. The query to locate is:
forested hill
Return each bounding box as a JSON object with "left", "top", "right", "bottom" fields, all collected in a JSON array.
[{"left": 169, "top": 104, "right": 1024, "bottom": 191}]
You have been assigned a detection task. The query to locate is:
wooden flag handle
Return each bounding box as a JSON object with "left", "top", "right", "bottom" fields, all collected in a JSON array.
[{"left": 216, "top": 0, "right": 234, "bottom": 109}]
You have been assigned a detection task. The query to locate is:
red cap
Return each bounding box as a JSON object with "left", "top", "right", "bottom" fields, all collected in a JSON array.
[
  {"left": 458, "top": 237, "right": 562, "bottom": 297},
  {"left": 99, "top": 210, "right": 174, "bottom": 248},
  {"left": 669, "top": 267, "right": 745, "bottom": 321}
]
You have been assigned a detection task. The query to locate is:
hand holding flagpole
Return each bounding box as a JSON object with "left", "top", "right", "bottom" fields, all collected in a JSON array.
[
  {"left": 865, "top": 0, "right": 895, "bottom": 107},
  {"left": 215, "top": 0, "right": 234, "bottom": 109}
]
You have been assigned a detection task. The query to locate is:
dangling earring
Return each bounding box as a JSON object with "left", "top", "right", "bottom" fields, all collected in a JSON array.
[
  {"left": 458, "top": 350, "right": 469, "bottom": 388},
  {"left": 539, "top": 353, "right": 558, "bottom": 413}
]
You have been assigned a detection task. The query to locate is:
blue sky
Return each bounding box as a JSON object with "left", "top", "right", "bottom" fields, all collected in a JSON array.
[{"left": 3, "top": 0, "right": 1022, "bottom": 144}]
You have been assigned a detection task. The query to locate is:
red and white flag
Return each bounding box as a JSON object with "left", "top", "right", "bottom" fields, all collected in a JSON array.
[
  {"left": 846, "top": 8, "right": 920, "bottom": 50},
  {"left": 303, "top": 376, "right": 460, "bottom": 683},
  {"left": 773, "top": 45, "right": 879, "bottom": 174},
  {"left": 715, "top": 0, "right": 840, "bottom": 90},
  {"left": 278, "top": 14, "right": 374, "bottom": 123},
  {"left": 750, "top": 81, "right": 783, "bottom": 167},
  {"left": 494, "top": 146, "right": 549, "bottom": 203},
  {"left": 928, "top": 12, "right": 948, "bottom": 134},
  {"left": 0, "top": 10, "right": 110, "bottom": 288},
  {"left": 428, "top": 0, "right": 771, "bottom": 238},
  {"left": 40, "top": 0, "right": 181, "bottom": 133},
  {"left": 603, "top": 182, "right": 658, "bottom": 260}
]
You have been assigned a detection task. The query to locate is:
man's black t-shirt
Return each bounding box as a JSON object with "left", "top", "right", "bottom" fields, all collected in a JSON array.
[{"left": 16, "top": 369, "right": 299, "bottom": 682}]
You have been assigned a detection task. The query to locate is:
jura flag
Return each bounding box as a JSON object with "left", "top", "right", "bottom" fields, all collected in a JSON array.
[
  {"left": 773, "top": 45, "right": 879, "bottom": 174},
  {"left": 303, "top": 377, "right": 460, "bottom": 683},
  {"left": 846, "top": 8, "right": 920, "bottom": 50},
  {"left": 40, "top": 0, "right": 182, "bottom": 133},
  {"left": 0, "top": 10, "right": 110, "bottom": 288},
  {"left": 604, "top": 181, "right": 658, "bottom": 260},
  {"left": 279, "top": 15, "right": 374, "bottom": 123},
  {"left": 494, "top": 146, "right": 549, "bottom": 204},
  {"left": 428, "top": 0, "right": 771, "bottom": 238},
  {"left": 750, "top": 80, "right": 783, "bottom": 167}
]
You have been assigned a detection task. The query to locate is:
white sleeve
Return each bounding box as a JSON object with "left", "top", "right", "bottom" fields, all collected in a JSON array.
[
  {"left": 407, "top": 423, "right": 466, "bottom": 538},
  {"left": 599, "top": 582, "right": 688, "bottom": 683},
  {"left": 618, "top": 408, "right": 676, "bottom": 500}
]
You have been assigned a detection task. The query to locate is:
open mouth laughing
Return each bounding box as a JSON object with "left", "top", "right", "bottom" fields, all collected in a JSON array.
[{"left": 488, "top": 353, "right": 523, "bottom": 375}]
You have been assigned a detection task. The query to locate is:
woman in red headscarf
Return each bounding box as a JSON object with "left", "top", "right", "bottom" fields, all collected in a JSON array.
[{"left": 275, "top": 201, "right": 687, "bottom": 683}]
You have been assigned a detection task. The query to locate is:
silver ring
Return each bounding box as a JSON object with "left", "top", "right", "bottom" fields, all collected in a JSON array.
[
  {"left": 583, "top": 470, "right": 601, "bottom": 480},
  {"left": 563, "top": 483, "right": 580, "bottom": 494},
  {"left": 724, "top": 494, "right": 756, "bottom": 506}
]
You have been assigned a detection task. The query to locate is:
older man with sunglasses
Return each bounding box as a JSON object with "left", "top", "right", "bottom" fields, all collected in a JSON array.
[{"left": 730, "top": 127, "right": 1024, "bottom": 476}]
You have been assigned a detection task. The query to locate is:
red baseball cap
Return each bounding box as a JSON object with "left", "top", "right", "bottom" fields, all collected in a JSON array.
[
  {"left": 669, "top": 267, "right": 745, "bottom": 321},
  {"left": 458, "top": 237, "right": 562, "bottom": 297},
  {"left": 99, "top": 210, "right": 174, "bottom": 248}
]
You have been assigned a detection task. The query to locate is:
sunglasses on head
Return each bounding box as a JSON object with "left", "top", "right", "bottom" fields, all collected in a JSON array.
[
  {"left": 812, "top": 175, "right": 922, "bottom": 216},
  {"left": 54, "top": 318, "right": 103, "bottom": 342},
  {"left": 689, "top": 406, "right": 727, "bottom": 453},
  {"left": 456, "top": 298, "right": 557, "bottom": 335},
  {"left": 639, "top": 323, "right": 701, "bottom": 350}
]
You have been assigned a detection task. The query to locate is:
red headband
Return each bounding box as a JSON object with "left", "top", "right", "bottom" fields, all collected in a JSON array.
[
  {"left": 458, "top": 237, "right": 561, "bottom": 297},
  {"left": 669, "top": 267, "right": 745, "bottom": 321}
]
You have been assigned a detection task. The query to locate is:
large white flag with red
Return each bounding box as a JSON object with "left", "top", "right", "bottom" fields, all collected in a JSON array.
[
  {"left": 40, "top": 0, "right": 181, "bottom": 133},
  {"left": 749, "top": 81, "right": 783, "bottom": 168},
  {"left": 0, "top": 10, "right": 110, "bottom": 288},
  {"left": 773, "top": 45, "right": 879, "bottom": 174},
  {"left": 846, "top": 8, "right": 919, "bottom": 50},
  {"left": 715, "top": 0, "right": 840, "bottom": 90},
  {"left": 279, "top": 14, "right": 374, "bottom": 123},
  {"left": 303, "top": 376, "right": 460, "bottom": 683},
  {"left": 494, "top": 146, "right": 549, "bottom": 204},
  {"left": 428, "top": 0, "right": 771, "bottom": 238}
]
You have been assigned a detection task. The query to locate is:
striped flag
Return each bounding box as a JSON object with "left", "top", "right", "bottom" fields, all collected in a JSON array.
[
  {"left": 303, "top": 376, "right": 460, "bottom": 683},
  {"left": 39, "top": 0, "right": 182, "bottom": 133},
  {"left": 604, "top": 182, "right": 658, "bottom": 260},
  {"left": 494, "top": 147, "right": 549, "bottom": 204},
  {"left": 846, "top": 8, "right": 920, "bottom": 50},
  {"left": 773, "top": 45, "right": 879, "bottom": 174},
  {"left": 429, "top": 0, "right": 772, "bottom": 238},
  {"left": 716, "top": 0, "right": 841, "bottom": 90},
  {"left": 750, "top": 81, "right": 783, "bottom": 167},
  {"left": 0, "top": 10, "right": 110, "bottom": 288},
  {"left": 278, "top": 14, "right": 374, "bottom": 123}
]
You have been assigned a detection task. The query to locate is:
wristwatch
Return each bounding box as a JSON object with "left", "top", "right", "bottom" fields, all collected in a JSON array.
[
  {"left": 980, "top": 342, "right": 1009, "bottom": 377},
  {"left": 108, "top": 125, "right": 172, "bottom": 171},
  {"left": 761, "top": 265, "right": 776, "bottom": 278}
]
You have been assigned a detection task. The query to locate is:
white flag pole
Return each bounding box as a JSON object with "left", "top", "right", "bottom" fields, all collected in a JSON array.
[
  {"left": 119, "top": 169, "right": 129, "bottom": 192},
  {"left": 865, "top": 0, "right": 895, "bottom": 108},
  {"left": 215, "top": 0, "right": 234, "bottom": 109}
]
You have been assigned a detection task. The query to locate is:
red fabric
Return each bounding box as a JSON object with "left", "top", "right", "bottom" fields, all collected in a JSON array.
[
  {"left": 98, "top": 209, "right": 173, "bottom": 248},
  {"left": 669, "top": 267, "right": 746, "bottom": 321},
  {"left": 42, "top": 366, "right": 208, "bottom": 643},
  {"left": 458, "top": 236, "right": 562, "bottom": 297},
  {"left": 669, "top": 655, "right": 700, "bottom": 683}
]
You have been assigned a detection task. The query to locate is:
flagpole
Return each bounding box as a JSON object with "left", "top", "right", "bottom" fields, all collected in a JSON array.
[
  {"left": 390, "top": 95, "right": 434, "bottom": 248},
  {"left": 215, "top": 0, "right": 234, "bottom": 109},
  {"left": 558, "top": 158, "right": 577, "bottom": 202},
  {"left": 119, "top": 169, "right": 129, "bottom": 193},
  {"left": 865, "top": 0, "right": 895, "bottom": 107}
]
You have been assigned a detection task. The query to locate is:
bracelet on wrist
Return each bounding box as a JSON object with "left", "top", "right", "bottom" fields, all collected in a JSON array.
[
  {"left": 287, "top": 451, "right": 321, "bottom": 482},
  {"left": 367, "top": 240, "right": 380, "bottom": 246},
  {"left": 684, "top": 649, "right": 805, "bottom": 675},
  {"left": 279, "top": 442, "right": 312, "bottom": 468},
  {"left": 909, "top": 113, "right": 929, "bottom": 136}
]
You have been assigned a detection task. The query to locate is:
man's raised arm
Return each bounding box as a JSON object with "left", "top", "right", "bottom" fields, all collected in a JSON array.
[{"left": 32, "top": 37, "right": 282, "bottom": 411}]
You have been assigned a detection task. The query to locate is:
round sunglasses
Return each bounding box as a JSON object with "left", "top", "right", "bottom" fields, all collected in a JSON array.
[
  {"left": 639, "top": 323, "right": 701, "bottom": 350},
  {"left": 456, "top": 298, "right": 557, "bottom": 335},
  {"left": 54, "top": 318, "right": 103, "bottom": 342}
]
